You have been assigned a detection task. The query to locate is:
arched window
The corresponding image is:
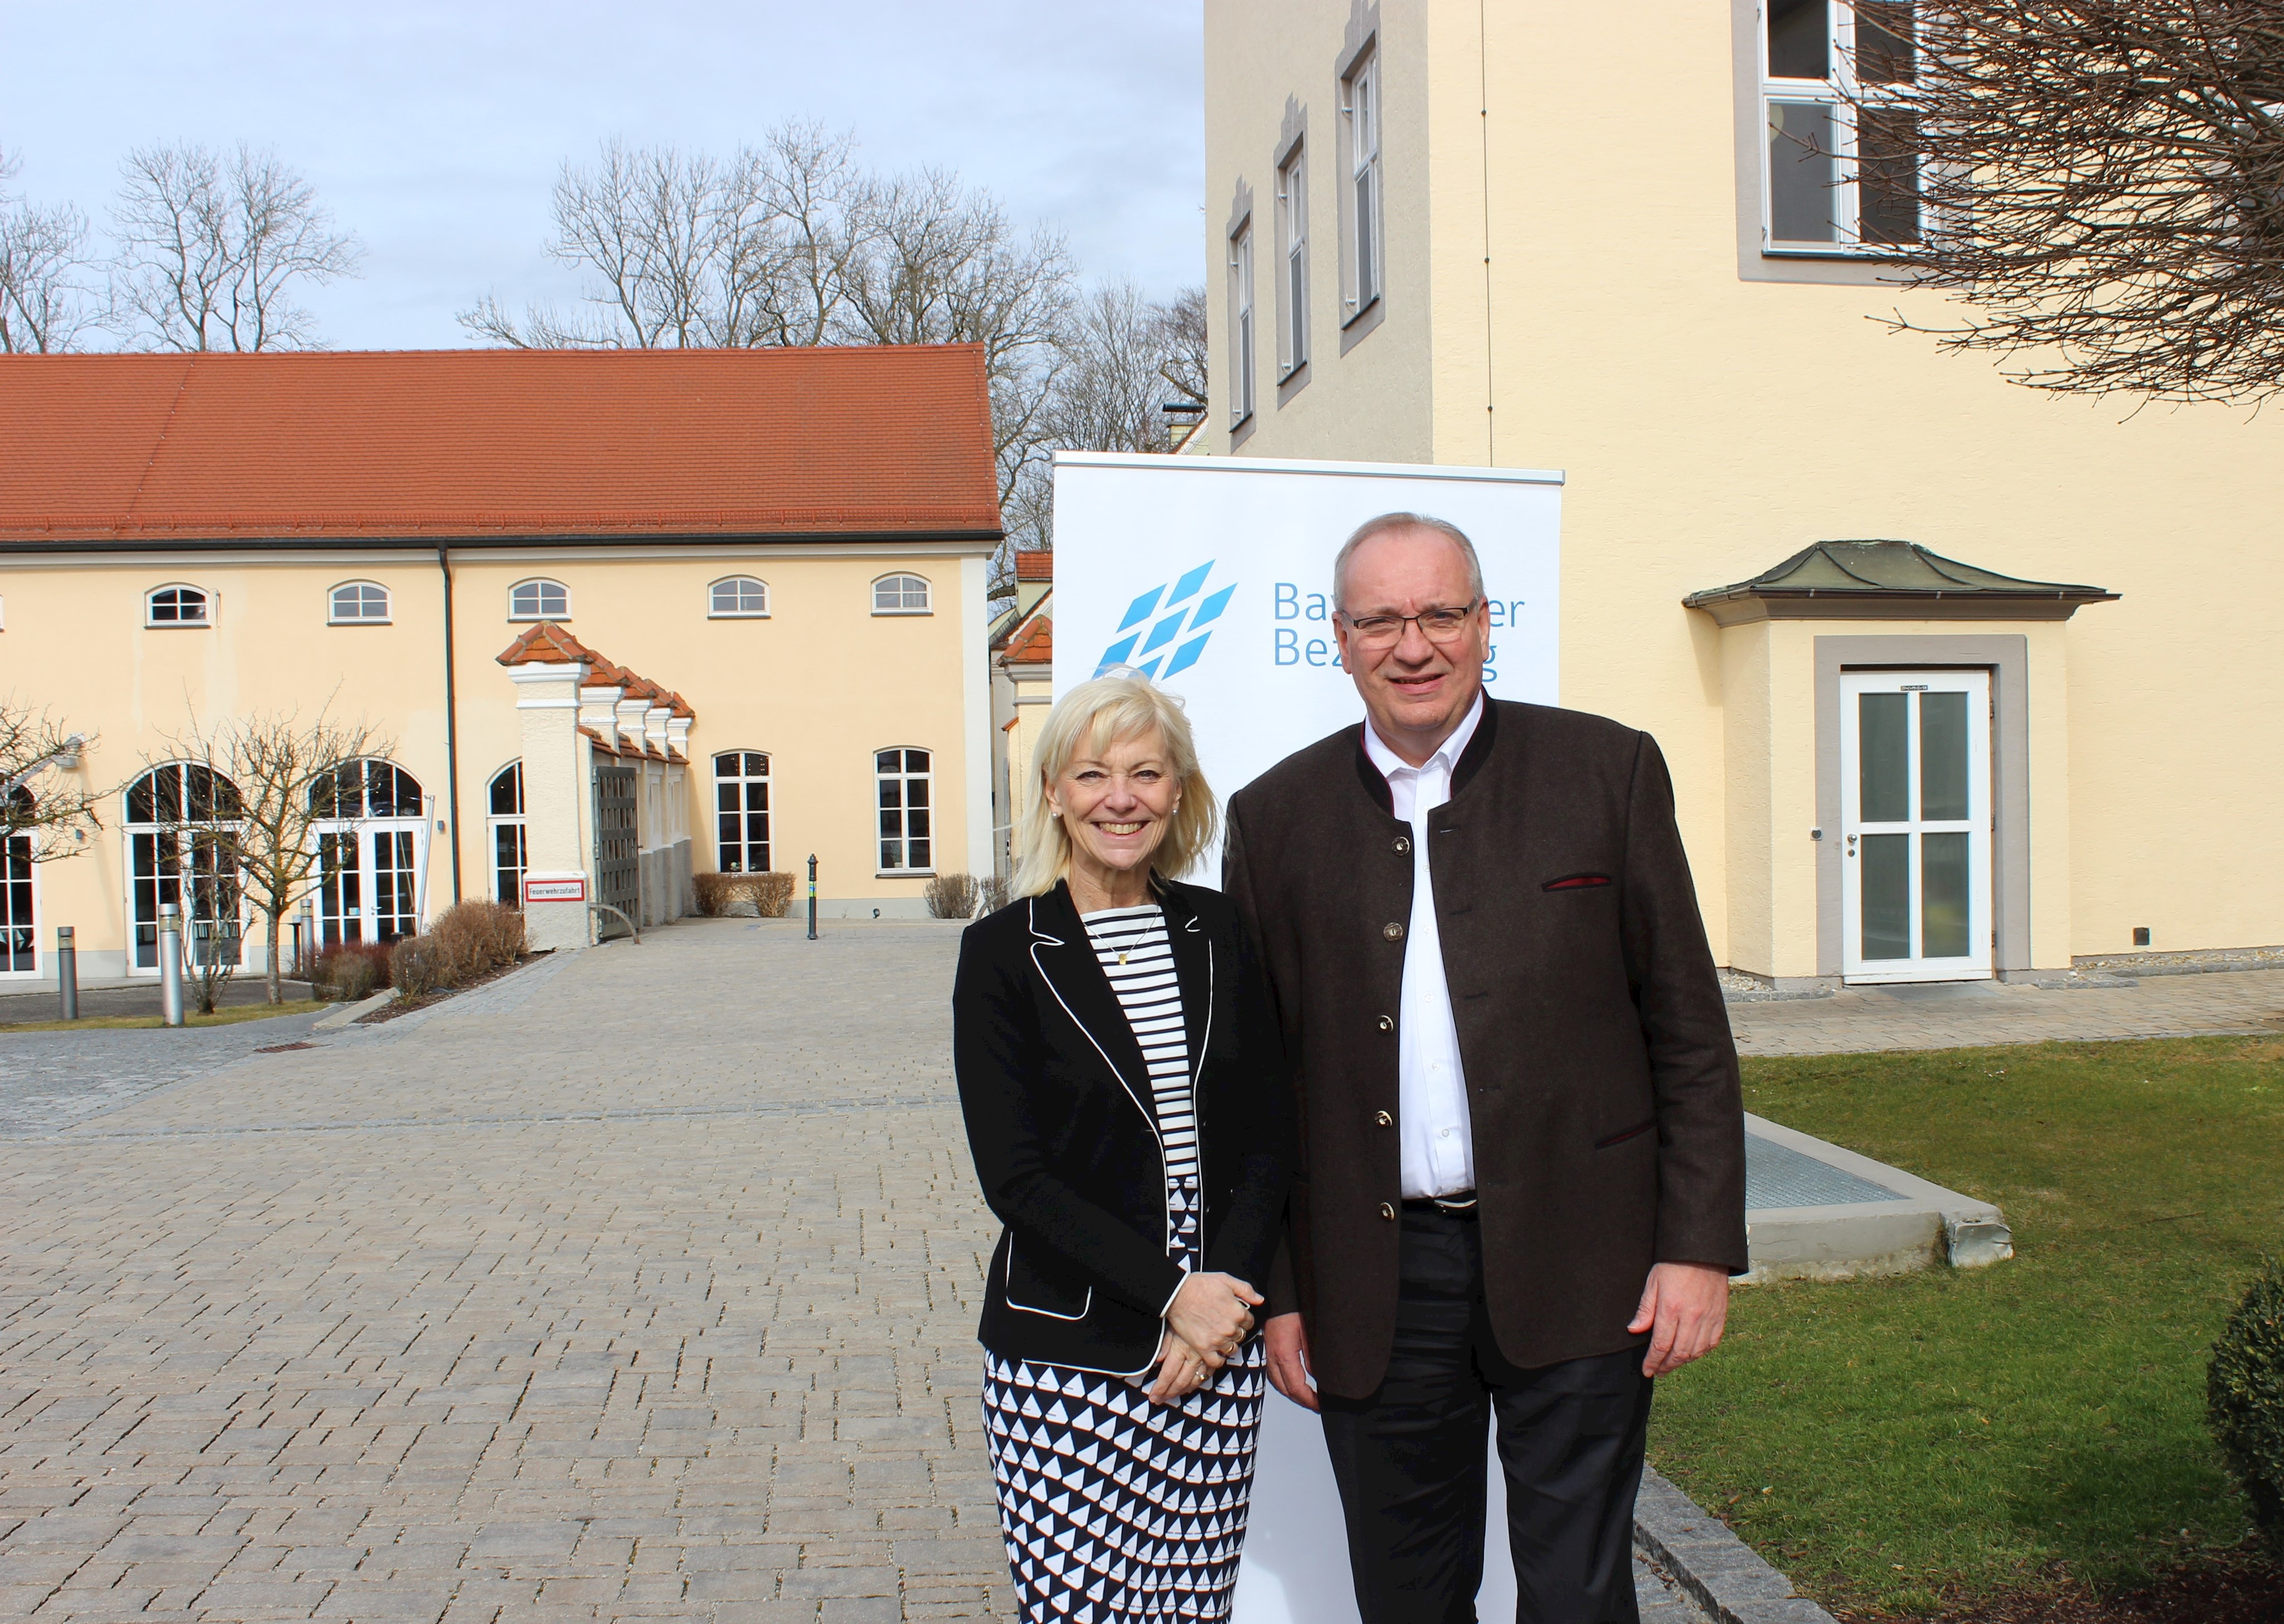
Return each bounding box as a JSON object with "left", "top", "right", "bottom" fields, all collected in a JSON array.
[
  {"left": 146, "top": 584, "right": 211, "bottom": 627},
  {"left": 309, "top": 759, "right": 424, "bottom": 819},
  {"left": 308, "top": 760, "right": 426, "bottom": 946},
  {"left": 709, "top": 576, "right": 770, "bottom": 618},
  {"left": 713, "top": 752, "right": 771, "bottom": 874},
  {"left": 329, "top": 581, "right": 391, "bottom": 624},
  {"left": 122, "top": 764, "right": 244, "bottom": 971},
  {"left": 875, "top": 748, "right": 932, "bottom": 871},
  {"left": 488, "top": 762, "right": 526, "bottom": 905},
  {"left": 872, "top": 573, "right": 932, "bottom": 614},
  {"left": 509, "top": 578, "right": 570, "bottom": 620},
  {"left": 2, "top": 788, "right": 32, "bottom": 973}
]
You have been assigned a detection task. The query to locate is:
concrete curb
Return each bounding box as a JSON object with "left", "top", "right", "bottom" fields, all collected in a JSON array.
[
  {"left": 1635, "top": 1467, "right": 1840, "bottom": 1624},
  {"left": 311, "top": 987, "right": 396, "bottom": 1031}
]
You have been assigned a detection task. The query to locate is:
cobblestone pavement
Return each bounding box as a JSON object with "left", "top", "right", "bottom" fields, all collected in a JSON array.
[
  {"left": 0, "top": 1010, "right": 329, "bottom": 1138},
  {"left": 1729, "top": 967, "right": 2284, "bottom": 1056},
  {"left": 0, "top": 918, "right": 1711, "bottom": 1624}
]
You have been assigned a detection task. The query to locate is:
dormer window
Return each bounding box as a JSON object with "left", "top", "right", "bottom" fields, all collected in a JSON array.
[
  {"left": 146, "top": 585, "right": 211, "bottom": 627},
  {"left": 509, "top": 579, "right": 570, "bottom": 620}
]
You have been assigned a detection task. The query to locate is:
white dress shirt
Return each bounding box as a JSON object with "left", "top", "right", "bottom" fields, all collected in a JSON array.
[{"left": 1361, "top": 691, "right": 1484, "bottom": 1200}]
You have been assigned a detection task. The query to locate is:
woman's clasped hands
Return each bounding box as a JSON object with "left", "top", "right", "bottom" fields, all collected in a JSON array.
[{"left": 1144, "top": 1271, "right": 1264, "bottom": 1404}]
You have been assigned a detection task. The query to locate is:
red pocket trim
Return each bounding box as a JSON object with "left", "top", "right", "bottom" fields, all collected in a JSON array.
[{"left": 1543, "top": 873, "right": 1613, "bottom": 891}]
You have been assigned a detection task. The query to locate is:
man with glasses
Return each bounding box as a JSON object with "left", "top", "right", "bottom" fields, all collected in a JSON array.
[{"left": 1223, "top": 512, "right": 1746, "bottom": 1622}]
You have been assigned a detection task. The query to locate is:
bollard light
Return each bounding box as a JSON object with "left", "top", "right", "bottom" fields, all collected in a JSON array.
[
  {"left": 157, "top": 903, "right": 186, "bottom": 1027},
  {"left": 806, "top": 853, "right": 819, "bottom": 942},
  {"left": 56, "top": 925, "right": 78, "bottom": 1021}
]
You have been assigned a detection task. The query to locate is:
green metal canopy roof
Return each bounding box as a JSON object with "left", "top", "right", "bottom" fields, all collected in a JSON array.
[{"left": 1683, "top": 539, "right": 2119, "bottom": 625}]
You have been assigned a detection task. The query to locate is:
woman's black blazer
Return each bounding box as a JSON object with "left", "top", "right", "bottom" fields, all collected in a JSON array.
[{"left": 952, "top": 876, "right": 1293, "bottom": 1376}]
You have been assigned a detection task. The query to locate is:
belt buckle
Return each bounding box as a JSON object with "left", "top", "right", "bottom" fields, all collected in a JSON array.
[{"left": 1431, "top": 1192, "right": 1478, "bottom": 1216}]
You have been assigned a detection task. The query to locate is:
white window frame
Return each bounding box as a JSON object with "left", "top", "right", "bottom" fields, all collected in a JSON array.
[
  {"left": 1339, "top": 49, "right": 1383, "bottom": 322},
  {"left": 328, "top": 580, "right": 392, "bottom": 625},
  {"left": 709, "top": 576, "right": 771, "bottom": 618},
  {"left": 870, "top": 574, "right": 932, "bottom": 615},
  {"left": 713, "top": 750, "right": 772, "bottom": 875},
  {"left": 1227, "top": 217, "right": 1256, "bottom": 425},
  {"left": 145, "top": 584, "right": 212, "bottom": 628},
  {"left": 1275, "top": 147, "right": 1308, "bottom": 378},
  {"left": 508, "top": 578, "right": 570, "bottom": 621},
  {"left": 874, "top": 747, "right": 935, "bottom": 875},
  {"left": 487, "top": 762, "right": 526, "bottom": 906},
  {"left": 1760, "top": 1, "right": 1920, "bottom": 255},
  {"left": 1, "top": 815, "right": 36, "bottom": 978}
]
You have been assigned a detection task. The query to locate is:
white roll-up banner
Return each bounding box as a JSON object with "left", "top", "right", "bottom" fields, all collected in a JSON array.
[{"left": 1047, "top": 450, "right": 1565, "bottom": 1623}]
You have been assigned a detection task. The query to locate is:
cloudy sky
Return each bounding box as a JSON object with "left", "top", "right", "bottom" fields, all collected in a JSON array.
[{"left": 1, "top": 1, "right": 1206, "bottom": 350}]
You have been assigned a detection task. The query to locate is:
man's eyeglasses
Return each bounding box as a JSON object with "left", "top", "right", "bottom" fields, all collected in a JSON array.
[{"left": 1338, "top": 600, "right": 1481, "bottom": 651}]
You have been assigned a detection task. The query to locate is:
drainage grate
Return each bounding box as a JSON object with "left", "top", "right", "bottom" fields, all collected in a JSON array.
[
  {"left": 1746, "top": 1132, "right": 1908, "bottom": 1210},
  {"left": 255, "top": 1041, "right": 320, "bottom": 1054}
]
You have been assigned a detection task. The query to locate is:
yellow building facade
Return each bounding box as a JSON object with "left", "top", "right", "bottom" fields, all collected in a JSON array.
[
  {"left": 1204, "top": 0, "right": 2283, "bottom": 986},
  {"left": 0, "top": 346, "right": 1000, "bottom": 987}
]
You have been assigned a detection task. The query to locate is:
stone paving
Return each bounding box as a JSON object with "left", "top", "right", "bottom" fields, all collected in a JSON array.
[
  {"left": 1729, "top": 966, "right": 2284, "bottom": 1056},
  {"left": 12, "top": 917, "right": 2271, "bottom": 1623}
]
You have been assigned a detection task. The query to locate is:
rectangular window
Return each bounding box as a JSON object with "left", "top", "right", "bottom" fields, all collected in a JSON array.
[
  {"left": 1342, "top": 51, "right": 1382, "bottom": 319},
  {"left": 875, "top": 748, "right": 933, "bottom": 873},
  {"left": 1227, "top": 219, "right": 1255, "bottom": 424},
  {"left": 1762, "top": 1, "right": 1920, "bottom": 253},
  {"left": 1276, "top": 148, "right": 1308, "bottom": 376}
]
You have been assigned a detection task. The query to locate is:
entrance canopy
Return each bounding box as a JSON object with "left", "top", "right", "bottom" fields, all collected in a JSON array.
[{"left": 1684, "top": 540, "right": 2117, "bottom": 625}]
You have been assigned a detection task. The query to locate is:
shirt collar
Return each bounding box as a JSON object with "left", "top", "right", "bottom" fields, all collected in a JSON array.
[{"left": 1362, "top": 690, "right": 1485, "bottom": 783}]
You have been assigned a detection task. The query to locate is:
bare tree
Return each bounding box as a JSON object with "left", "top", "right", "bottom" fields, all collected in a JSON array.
[
  {"left": 1, "top": 704, "right": 102, "bottom": 860},
  {"left": 1153, "top": 284, "right": 1208, "bottom": 415},
  {"left": 158, "top": 709, "right": 386, "bottom": 1005},
  {"left": 113, "top": 143, "right": 361, "bottom": 352},
  {"left": 1838, "top": 2, "right": 2284, "bottom": 403},
  {"left": 0, "top": 150, "right": 100, "bottom": 353}
]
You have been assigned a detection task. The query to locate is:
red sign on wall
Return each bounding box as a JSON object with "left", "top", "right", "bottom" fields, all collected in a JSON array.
[{"left": 523, "top": 875, "right": 587, "bottom": 904}]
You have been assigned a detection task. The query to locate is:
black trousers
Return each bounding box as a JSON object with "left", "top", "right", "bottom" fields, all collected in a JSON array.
[{"left": 1319, "top": 1208, "right": 1653, "bottom": 1624}]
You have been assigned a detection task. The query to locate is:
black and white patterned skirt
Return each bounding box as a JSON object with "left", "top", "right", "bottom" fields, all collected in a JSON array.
[{"left": 981, "top": 1177, "right": 1267, "bottom": 1622}]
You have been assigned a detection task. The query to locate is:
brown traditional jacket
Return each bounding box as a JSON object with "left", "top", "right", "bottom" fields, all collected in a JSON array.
[{"left": 1223, "top": 697, "right": 1748, "bottom": 1398}]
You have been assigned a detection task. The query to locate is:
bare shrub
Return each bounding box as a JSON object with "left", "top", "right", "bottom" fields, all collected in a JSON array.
[
  {"left": 389, "top": 934, "right": 451, "bottom": 1003},
  {"left": 980, "top": 874, "right": 1010, "bottom": 914},
  {"left": 925, "top": 872, "right": 981, "bottom": 919},
  {"left": 311, "top": 941, "right": 390, "bottom": 1002},
  {"left": 432, "top": 900, "right": 525, "bottom": 980},
  {"left": 696, "top": 871, "right": 795, "bottom": 917}
]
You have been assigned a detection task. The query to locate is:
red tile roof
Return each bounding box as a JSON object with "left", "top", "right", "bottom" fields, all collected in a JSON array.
[
  {"left": 1014, "top": 549, "right": 1054, "bottom": 581},
  {"left": 498, "top": 622, "right": 696, "bottom": 730},
  {"left": 0, "top": 346, "right": 1000, "bottom": 544},
  {"left": 1001, "top": 614, "right": 1053, "bottom": 666}
]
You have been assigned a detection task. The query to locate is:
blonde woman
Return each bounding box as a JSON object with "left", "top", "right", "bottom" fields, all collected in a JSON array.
[{"left": 953, "top": 671, "right": 1293, "bottom": 1622}]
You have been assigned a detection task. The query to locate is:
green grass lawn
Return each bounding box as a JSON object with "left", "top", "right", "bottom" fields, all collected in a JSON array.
[
  {"left": 0, "top": 998, "right": 326, "bottom": 1033},
  {"left": 1648, "top": 1035, "right": 2284, "bottom": 1616}
]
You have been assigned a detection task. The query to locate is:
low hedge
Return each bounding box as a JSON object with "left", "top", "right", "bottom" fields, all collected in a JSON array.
[{"left": 2210, "top": 1255, "right": 2284, "bottom": 1562}]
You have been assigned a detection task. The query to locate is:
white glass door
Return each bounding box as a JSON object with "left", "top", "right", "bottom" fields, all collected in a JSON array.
[
  {"left": 1841, "top": 670, "right": 1992, "bottom": 984},
  {"left": 317, "top": 825, "right": 424, "bottom": 946}
]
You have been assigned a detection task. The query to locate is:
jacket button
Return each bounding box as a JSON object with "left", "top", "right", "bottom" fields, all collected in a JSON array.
[
  {"left": 1374, "top": 1110, "right": 1393, "bottom": 1127},
  {"left": 1376, "top": 1014, "right": 1393, "bottom": 1032},
  {"left": 1393, "top": 835, "right": 1411, "bottom": 854},
  {"left": 1378, "top": 1201, "right": 1396, "bottom": 1221},
  {"left": 1383, "top": 921, "right": 1405, "bottom": 941}
]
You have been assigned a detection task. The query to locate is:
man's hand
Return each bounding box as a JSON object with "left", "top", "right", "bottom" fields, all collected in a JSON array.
[
  {"left": 1627, "top": 1262, "right": 1730, "bottom": 1378},
  {"left": 1167, "top": 1273, "right": 1262, "bottom": 1370},
  {"left": 1262, "top": 1312, "right": 1318, "bottom": 1411}
]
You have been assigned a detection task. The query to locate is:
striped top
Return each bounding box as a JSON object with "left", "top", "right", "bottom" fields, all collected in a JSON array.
[{"left": 1081, "top": 904, "right": 1197, "bottom": 1179}]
